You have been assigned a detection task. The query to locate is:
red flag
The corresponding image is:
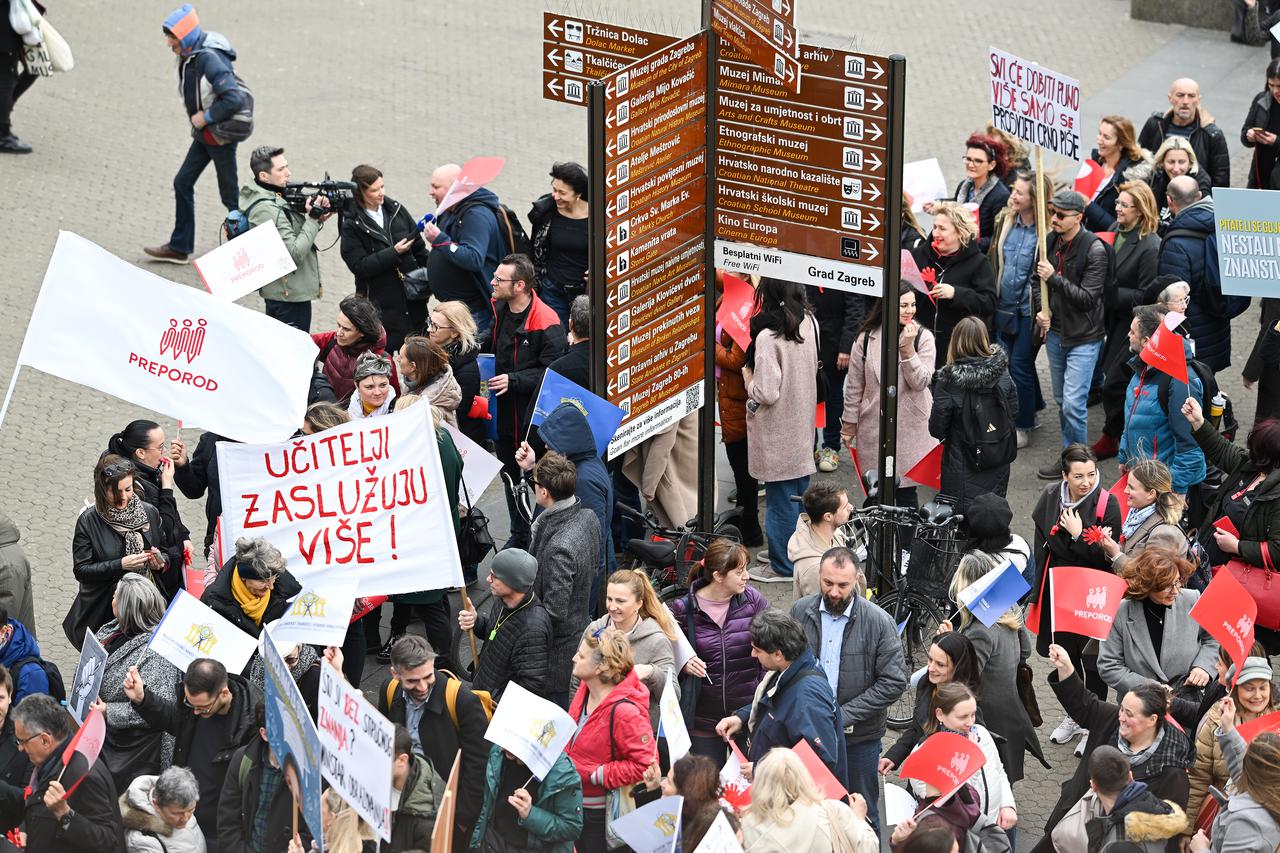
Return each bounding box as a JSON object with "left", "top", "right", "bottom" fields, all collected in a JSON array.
[
  {"left": 720, "top": 741, "right": 752, "bottom": 810},
  {"left": 1095, "top": 232, "right": 1116, "bottom": 246},
  {"left": 716, "top": 273, "right": 755, "bottom": 352},
  {"left": 60, "top": 707, "right": 106, "bottom": 796},
  {"left": 901, "top": 250, "right": 935, "bottom": 305},
  {"left": 792, "top": 738, "right": 848, "bottom": 801},
  {"left": 436, "top": 156, "right": 506, "bottom": 215},
  {"left": 962, "top": 202, "right": 981, "bottom": 241},
  {"left": 1050, "top": 566, "right": 1129, "bottom": 640},
  {"left": 351, "top": 595, "right": 389, "bottom": 623},
  {"left": 1074, "top": 160, "right": 1105, "bottom": 201},
  {"left": 1190, "top": 570, "right": 1257, "bottom": 687},
  {"left": 1109, "top": 473, "right": 1130, "bottom": 520},
  {"left": 905, "top": 443, "right": 943, "bottom": 490},
  {"left": 1140, "top": 325, "right": 1190, "bottom": 385},
  {"left": 898, "top": 731, "right": 986, "bottom": 805},
  {"left": 1212, "top": 516, "right": 1240, "bottom": 538},
  {"left": 1237, "top": 709, "right": 1280, "bottom": 743},
  {"left": 183, "top": 565, "right": 209, "bottom": 600}
]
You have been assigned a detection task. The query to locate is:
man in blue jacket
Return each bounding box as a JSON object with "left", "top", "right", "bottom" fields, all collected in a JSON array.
[
  {"left": 423, "top": 163, "right": 506, "bottom": 341},
  {"left": 144, "top": 4, "right": 248, "bottom": 264},
  {"left": 716, "top": 610, "right": 848, "bottom": 783},
  {"left": 1118, "top": 304, "right": 1206, "bottom": 501}
]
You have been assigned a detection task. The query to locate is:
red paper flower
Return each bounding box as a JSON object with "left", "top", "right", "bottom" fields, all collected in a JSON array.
[
  {"left": 1082, "top": 526, "right": 1105, "bottom": 545},
  {"left": 920, "top": 267, "right": 937, "bottom": 286}
]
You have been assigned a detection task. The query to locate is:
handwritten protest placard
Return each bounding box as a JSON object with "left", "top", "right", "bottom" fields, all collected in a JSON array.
[
  {"left": 317, "top": 661, "right": 394, "bottom": 842},
  {"left": 988, "top": 47, "right": 1081, "bottom": 160}
]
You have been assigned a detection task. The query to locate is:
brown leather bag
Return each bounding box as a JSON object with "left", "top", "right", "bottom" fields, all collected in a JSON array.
[{"left": 1016, "top": 661, "right": 1042, "bottom": 727}]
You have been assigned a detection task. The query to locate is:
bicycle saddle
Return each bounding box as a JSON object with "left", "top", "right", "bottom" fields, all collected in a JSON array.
[{"left": 626, "top": 538, "right": 677, "bottom": 566}]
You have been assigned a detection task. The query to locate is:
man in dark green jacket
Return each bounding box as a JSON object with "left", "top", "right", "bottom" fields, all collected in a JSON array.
[{"left": 383, "top": 725, "right": 445, "bottom": 852}]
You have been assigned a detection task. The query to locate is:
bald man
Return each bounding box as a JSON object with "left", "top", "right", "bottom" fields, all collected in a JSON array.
[
  {"left": 422, "top": 162, "right": 506, "bottom": 341},
  {"left": 1138, "top": 77, "right": 1230, "bottom": 187}
]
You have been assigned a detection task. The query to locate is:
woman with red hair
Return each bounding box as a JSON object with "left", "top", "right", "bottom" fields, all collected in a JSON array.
[{"left": 925, "top": 133, "right": 1011, "bottom": 253}]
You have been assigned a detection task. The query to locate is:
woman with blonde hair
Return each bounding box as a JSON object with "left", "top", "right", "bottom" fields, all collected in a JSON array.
[
  {"left": 742, "top": 747, "right": 877, "bottom": 853},
  {"left": 287, "top": 787, "right": 376, "bottom": 852},
  {"left": 914, "top": 202, "right": 997, "bottom": 359},
  {"left": 1084, "top": 115, "right": 1150, "bottom": 232},
  {"left": 577, "top": 568, "right": 678, "bottom": 731},
  {"left": 1094, "top": 181, "right": 1163, "bottom": 460},
  {"left": 565, "top": 629, "right": 655, "bottom": 853},
  {"left": 1097, "top": 458, "right": 1188, "bottom": 570},
  {"left": 927, "top": 316, "right": 1018, "bottom": 513},
  {"left": 1190, "top": 703, "right": 1280, "bottom": 853},
  {"left": 427, "top": 299, "right": 486, "bottom": 445},
  {"left": 1150, "top": 136, "right": 1213, "bottom": 230},
  {"left": 1097, "top": 547, "right": 1219, "bottom": 697},
  {"left": 942, "top": 552, "right": 1046, "bottom": 785}
]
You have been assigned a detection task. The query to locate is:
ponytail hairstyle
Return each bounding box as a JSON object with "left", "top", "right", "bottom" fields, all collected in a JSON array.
[
  {"left": 691, "top": 538, "right": 750, "bottom": 586},
  {"left": 107, "top": 420, "right": 160, "bottom": 464},
  {"left": 605, "top": 568, "right": 677, "bottom": 640},
  {"left": 1126, "top": 458, "right": 1181, "bottom": 525},
  {"left": 925, "top": 681, "right": 977, "bottom": 735}
]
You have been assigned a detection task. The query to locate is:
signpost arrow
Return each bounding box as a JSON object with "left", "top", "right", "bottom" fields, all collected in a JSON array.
[
  {"left": 546, "top": 48, "right": 560, "bottom": 67},
  {"left": 547, "top": 17, "right": 562, "bottom": 37},
  {"left": 868, "top": 91, "right": 884, "bottom": 111},
  {"left": 545, "top": 78, "right": 561, "bottom": 97},
  {"left": 868, "top": 60, "right": 885, "bottom": 80}
]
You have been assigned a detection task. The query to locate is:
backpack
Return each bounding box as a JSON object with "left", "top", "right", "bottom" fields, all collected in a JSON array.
[
  {"left": 13, "top": 655, "right": 65, "bottom": 702},
  {"left": 222, "top": 197, "right": 271, "bottom": 243},
  {"left": 209, "top": 71, "right": 255, "bottom": 143},
  {"left": 1160, "top": 227, "right": 1250, "bottom": 319},
  {"left": 385, "top": 670, "right": 494, "bottom": 728},
  {"left": 958, "top": 384, "right": 1017, "bottom": 471},
  {"left": 453, "top": 197, "right": 533, "bottom": 259}
]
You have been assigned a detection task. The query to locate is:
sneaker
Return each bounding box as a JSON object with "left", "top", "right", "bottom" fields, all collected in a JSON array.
[
  {"left": 754, "top": 548, "right": 770, "bottom": 565},
  {"left": 143, "top": 244, "right": 191, "bottom": 264},
  {"left": 1038, "top": 461, "right": 1062, "bottom": 480},
  {"left": 0, "top": 134, "right": 32, "bottom": 154},
  {"left": 748, "top": 565, "right": 791, "bottom": 583},
  {"left": 1090, "top": 433, "right": 1119, "bottom": 461},
  {"left": 1016, "top": 429, "right": 1030, "bottom": 450},
  {"left": 1049, "top": 716, "right": 1084, "bottom": 744},
  {"left": 816, "top": 447, "right": 839, "bottom": 472},
  {"left": 375, "top": 634, "right": 403, "bottom": 665},
  {"left": 1074, "top": 736, "right": 1088, "bottom": 757}
]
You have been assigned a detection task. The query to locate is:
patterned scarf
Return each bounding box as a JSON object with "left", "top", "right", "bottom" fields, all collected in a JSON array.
[
  {"left": 1121, "top": 504, "right": 1157, "bottom": 542},
  {"left": 99, "top": 495, "right": 150, "bottom": 555}
]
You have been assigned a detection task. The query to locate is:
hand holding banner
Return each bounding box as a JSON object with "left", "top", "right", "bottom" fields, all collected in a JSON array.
[
  {"left": 58, "top": 707, "right": 106, "bottom": 796},
  {"left": 1190, "top": 569, "right": 1257, "bottom": 687},
  {"left": 483, "top": 682, "right": 576, "bottom": 781},
  {"left": 719, "top": 741, "right": 752, "bottom": 810},
  {"left": 148, "top": 589, "right": 259, "bottom": 674},
  {"left": 1050, "top": 567, "right": 1129, "bottom": 641},
  {"left": 898, "top": 731, "right": 986, "bottom": 806},
  {"left": 194, "top": 221, "right": 297, "bottom": 302},
  {"left": 1236, "top": 709, "right": 1280, "bottom": 743}
]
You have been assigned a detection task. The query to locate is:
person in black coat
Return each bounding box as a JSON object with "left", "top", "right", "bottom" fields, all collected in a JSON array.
[
  {"left": 1136, "top": 81, "right": 1231, "bottom": 189},
  {"left": 106, "top": 420, "right": 191, "bottom": 600},
  {"left": 1084, "top": 116, "right": 1149, "bottom": 233},
  {"left": 543, "top": 293, "right": 591, "bottom": 391},
  {"left": 342, "top": 166, "right": 432, "bottom": 354},
  {"left": 0, "top": 668, "right": 30, "bottom": 823},
  {"left": 924, "top": 133, "right": 1012, "bottom": 253},
  {"left": 1148, "top": 138, "right": 1214, "bottom": 234},
  {"left": 1244, "top": 297, "right": 1280, "bottom": 423},
  {"left": 457, "top": 548, "right": 552, "bottom": 699},
  {"left": 0, "top": 0, "right": 38, "bottom": 154},
  {"left": 201, "top": 538, "right": 303, "bottom": 639},
  {"left": 64, "top": 455, "right": 170, "bottom": 649},
  {"left": 812, "top": 286, "right": 864, "bottom": 472},
  {"left": 217, "top": 707, "right": 313, "bottom": 853},
  {"left": 928, "top": 319, "right": 1019, "bottom": 515},
  {"left": 1242, "top": 59, "right": 1280, "bottom": 189},
  {"left": 429, "top": 300, "right": 487, "bottom": 445},
  {"left": 914, "top": 202, "right": 998, "bottom": 359},
  {"left": 1, "top": 695, "right": 125, "bottom": 852},
  {"left": 170, "top": 429, "right": 227, "bottom": 556},
  {"left": 528, "top": 162, "right": 590, "bottom": 328}
]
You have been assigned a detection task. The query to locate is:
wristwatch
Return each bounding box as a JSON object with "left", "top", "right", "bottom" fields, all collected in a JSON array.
[{"left": 58, "top": 808, "right": 74, "bottom": 831}]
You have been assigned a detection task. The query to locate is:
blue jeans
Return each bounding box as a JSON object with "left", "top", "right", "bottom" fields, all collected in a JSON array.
[
  {"left": 538, "top": 276, "right": 572, "bottom": 329},
  {"left": 846, "top": 739, "right": 882, "bottom": 834},
  {"left": 1044, "top": 333, "right": 1103, "bottom": 446},
  {"left": 996, "top": 315, "right": 1044, "bottom": 431},
  {"left": 471, "top": 307, "right": 493, "bottom": 349},
  {"left": 765, "top": 476, "right": 809, "bottom": 575},
  {"left": 169, "top": 138, "right": 239, "bottom": 254},
  {"left": 264, "top": 299, "right": 312, "bottom": 333}
]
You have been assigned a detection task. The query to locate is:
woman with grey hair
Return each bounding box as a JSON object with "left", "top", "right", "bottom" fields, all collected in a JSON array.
[
  {"left": 201, "top": 537, "right": 302, "bottom": 638},
  {"left": 96, "top": 573, "right": 181, "bottom": 794},
  {"left": 347, "top": 350, "right": 397, "bottom": 420},
  {"left": 121, "top": 766, "right": 206, "bottom": 852}
]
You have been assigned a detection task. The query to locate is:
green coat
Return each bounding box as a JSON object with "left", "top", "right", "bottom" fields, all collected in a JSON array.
[
  {"left": 383, "top": 754, "right": 446, "bottom": 852},
  {"left": 239, "top": 183, "right": 324, "bottom": 303},
  {"left": 1193, "top": 420, "right": 1280, "bottom": 566},
  {"left": 395, "top": 426, "right": 463, "bottom": 605},
  {"left": 469, "top": 746, "right": 582, "bottom": 853}
]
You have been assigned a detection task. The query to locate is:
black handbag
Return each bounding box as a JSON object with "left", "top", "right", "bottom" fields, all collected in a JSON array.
[
  {"left": 403, "top": 267, "right": 430, "bottom": 302},
  {"left": 457, "top": 478, "right": 495, "bottom": 566},
  {"left": 677, "top": 593, "right": 702, "bottom": 728}
]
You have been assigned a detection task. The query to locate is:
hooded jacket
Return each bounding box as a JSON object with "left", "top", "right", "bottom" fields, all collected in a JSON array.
[
  {"left": 311, "top": 327, "right": 399, "bottom": 403},
  {"left": 242, "top": 181, "right": 325, "bottom": 304},
  {"left": 913, "top": 240, "right": 998, "bottom": 357},
  {"left": 1139, "top": 110, "right": 1231, "bottom": 188},
  {"left": 1159, "top": 197, "right": 1236, "bottom": 371},
  {"left": 471, "top": 748, "right": 583, "bottom": 853},
  {"left": 428, "top": 188, "right": 506, "bottom": 313},
  {"left": 121, "top": 774, "right": 207, "bottom": 853},
  {"left": 566, "top": 670, "right": 654, "bottom": 801},
  {"left": 163, "top": 6, "right": 245, "bottom": 142},
  {"left": 1208, "top": 727, "right": 1280, "bottom": 853},
  {"left": 928, "top": 348, "right": 1019, "bottom": 514},
  {"left": 530, "top": 497, "right": 599, "bottom": 693},
  {"left": 0, "top": 512, "right": 34, "bottom": 637},
  {"left": 1118, "top": 353, "right": 1206, "bottom": 494},
  {"left": 340, "top": 197, "right": 432, "bottom": 337},
  {"left": 788, "top": 513, "right": 848, "bottom": 599},
  {"left": 535, "top": 402, "right": 614, "bottom": 579},
  {"left": 0, "top": 619, "right": 46, "bottom": 703},
  {"left": 1052, "top": 782, "right": 1187, "bottom": 853},
  {"left": 383, "top": 754, "right": 445, "bottom": 853}
]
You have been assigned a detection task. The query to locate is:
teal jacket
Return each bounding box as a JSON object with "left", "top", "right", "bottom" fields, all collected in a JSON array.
[
  {"left": 239, "top": 182, "right": 324, "bottom": 303},
  {"left": 469, "top": 746, "right": 582, "bottom": 853}
]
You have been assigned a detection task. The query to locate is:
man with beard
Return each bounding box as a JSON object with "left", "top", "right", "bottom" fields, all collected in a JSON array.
[{"left": 788, "top": 546, "right": 906, "bottom": 833}]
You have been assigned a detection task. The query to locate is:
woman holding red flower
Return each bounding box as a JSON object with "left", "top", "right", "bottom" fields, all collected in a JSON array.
[{"left": 913, "top": 202, "right": 997, "bottom": 359}]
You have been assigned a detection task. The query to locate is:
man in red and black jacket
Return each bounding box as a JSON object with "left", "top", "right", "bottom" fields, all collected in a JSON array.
[{"left": 490, "top": 253, "right": 566, "bottom": 549}]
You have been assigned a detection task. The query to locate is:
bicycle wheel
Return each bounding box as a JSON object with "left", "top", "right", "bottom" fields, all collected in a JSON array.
[{"left": 874, "top": 590, "right": 946, "bottom": 730}]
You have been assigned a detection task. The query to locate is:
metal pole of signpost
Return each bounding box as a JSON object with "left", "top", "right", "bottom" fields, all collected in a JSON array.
[
  {"left": 876, "top": 56, "right": 908, "bottom": 570},
  {"left": 698, "top": 6, "right": 717, "bottom": 533},
  {"left": 587, "top": 81, "right": 608, "bottom": 401}
]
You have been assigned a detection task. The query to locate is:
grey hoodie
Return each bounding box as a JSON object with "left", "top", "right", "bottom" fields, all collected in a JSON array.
[{"left": 1211, "top": 727, "right": 1280, "bottom": 853}]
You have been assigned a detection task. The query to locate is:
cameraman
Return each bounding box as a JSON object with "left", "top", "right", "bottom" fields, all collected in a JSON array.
[{"left": 239, "top": 145, "right": 332, "bottom": 332}]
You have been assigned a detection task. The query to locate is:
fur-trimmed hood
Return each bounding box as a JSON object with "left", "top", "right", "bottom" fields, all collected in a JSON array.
[
  {"left": 1122, "top": 801, "right": 1187, "bottom": 840},
  {"left": 1085, "top": 782, "right": 1187, "bottom": 851},
  {"left": 120, "top": 774, "right": 207, "bottom": 852},
  {"left": 932, "top": 346, "right": 1009, "bottom": 390}
]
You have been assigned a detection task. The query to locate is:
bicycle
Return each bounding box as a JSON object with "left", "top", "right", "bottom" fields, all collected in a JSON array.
[{"left": 614, "top": 502, "right": 742, "bottom": 602}]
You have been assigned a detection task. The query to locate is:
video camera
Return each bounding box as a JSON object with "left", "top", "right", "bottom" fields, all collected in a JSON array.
[{"left": 282, "top": 174, "right": 357, "bottom": 220}]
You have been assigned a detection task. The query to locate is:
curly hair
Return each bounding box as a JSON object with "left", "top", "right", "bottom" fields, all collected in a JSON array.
[
  {"left": 965, "top": 132, "right": 1011, "bottom": 180},
  {"left": 1118, "top": 547, "right": 1192, "bottom": 599},
  {"left": 583, "top": 628, "right": 634, "bottom": 685},
  {"left": 931, "top": 201, "right": 979, "bottom": 247}
]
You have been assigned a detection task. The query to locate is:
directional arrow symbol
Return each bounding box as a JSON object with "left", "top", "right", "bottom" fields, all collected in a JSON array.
[
  {"left": 866, "top": 244, "right": 880, "bottom": 262},
  {"left": 547, "top": 18, "right": 562, "bottom": 37},
  {"left": 868, "top": 92, "right": 884, "bottom": 111},
  {"left": 866, "top": 213, "right": 881, "bottom": 232},
  {"left": 605, "top": 112, "right": 614, "bottom": 129},
  {"left": 607, "top": 318, "right": 618, "bottom": 336},
  {"left": 606, "top": 169, "right": 617, "bottom": 189},
  {"left": 605, "top": 82, "right": 616, "bottom": 99},
  {"left": 866, "top": 184, "right": 882, "bottom": 203},
  {"left": 868, "top": 61, "right": 885, "bottom": 80},
  {"left": 546, "top": 48, "right": 561, "bottom": 67},
  {"left": 783, "top": 30, "right": 793, "bottom": 48},
  {"left": 606, "top": 139, "right": 617, "bottom": 157},
  {"left": 606, "top": 231, "right": 617, "bottom": 249},
  {"left": 545, "top": 78, "right": 561, "bottom": 97},
  {"left": 780, "top": 0, "right": 792, "bottom": 14},
  {"left": 607, "top": 291, "right": 617, "bottom": 308},
  {"left": 867, "top": 153, "right": 882, "bottom": 171},
  {"left": 867, "top": 123, "right": 884, "bottom": 142},
  {"left": 608, "top": 378, "right": 617, "bottom": 395},
  {"left": 607, "top": 258, "right": 618, "bottom": 277},
  {"left": 607, "top": 201, "right": 616, "bottom": 217},
  {"left": 606, "top": 352, "right": 617, "bottom": 368}
]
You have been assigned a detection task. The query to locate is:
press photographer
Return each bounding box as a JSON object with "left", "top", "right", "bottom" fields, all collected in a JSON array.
[{"left": 238, "top": 144, "right": 336, "bottom": 332}]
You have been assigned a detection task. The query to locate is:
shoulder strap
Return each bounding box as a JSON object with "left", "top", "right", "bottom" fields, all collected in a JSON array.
[
  {"left": 385, "top": 678, "right": 400, "bottom": 711},
  {"left": 243, "top": 197, "right": 269, "bottom": 219},
  {"left": 318, "top": 336, "right": 337, "bottom": 366},
  {"left": 237, "top": 753, "right": 252, "bottom": 787},
  {"left": 1095, "top": 487, "right": 1109, "bottom": 521},
  {"left": 445, "top": 676, "right": 461, "bottom": 729},
  {"left": 861, "top": 329, "right": 872, "bottom": 362}
]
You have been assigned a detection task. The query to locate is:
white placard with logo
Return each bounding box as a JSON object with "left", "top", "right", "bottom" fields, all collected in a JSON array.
[
  {"left": 443, "top": 421, "right": 502, "bottom": 499},
  {"left": 147, "top": 589, "right": 259, "bottom": 673},
  {"left": 693, "top": 811, "right": 744, "bottom": 853},
  {"left": 193, "top": 222, "right": 297, "bottom": 302},
  {"left": 270, "top": 577, "right": 360, "bottom": 647},
  {"left": 483, "top": 682, "right": 577, "bottom": 780},
  {"left": 610, "top": 795, "right": 682, "bottom": 853},
  {"left": 317, "top": 661, "right": 394, "bottom": 842},
  {"left": 659, "top": 669, "right": 691, "bottom": 762}
]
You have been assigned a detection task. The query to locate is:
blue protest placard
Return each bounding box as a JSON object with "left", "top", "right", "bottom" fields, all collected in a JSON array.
[
  {"left": 478, "top": 354, "right": 499, "bottom": 443},
  {"left": 1214, "top": 187, "right": 1280, "bottom": 297},
  {"left": 263, "top": 626, "right": 325, "bottom": 851},
  {"left": 956, "top": 560, "right": 1030, "bottom": 628},
  {"left": 530, "top": 369, "right": 625, "bottom": 457}
]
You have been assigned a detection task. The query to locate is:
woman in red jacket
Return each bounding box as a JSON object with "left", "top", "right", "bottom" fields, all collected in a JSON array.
[{"left": 566, "top": 628, "right": 656, "bottom": 853}]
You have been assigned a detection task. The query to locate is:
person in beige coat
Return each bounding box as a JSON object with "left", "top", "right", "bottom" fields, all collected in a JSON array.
[
  {"left": 744, "top": 279, "right": 818, "bottom": 580},
  {"left": 788, "top": 481, "right": 852, "bottom": 598},
  {"left": 621, "top": 411, "right": 700, "bottom": 529},
  {"left": 742, "top": 747, "right": 877, "bottom": 853},
  {"left": 841, "top": 281, "right": 937, "bottom": 506}
]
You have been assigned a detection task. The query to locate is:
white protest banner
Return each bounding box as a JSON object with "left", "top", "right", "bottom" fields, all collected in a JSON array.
[
  {"left": 443, "top": 421, "right": 502, "bottom": 500},
  {"left": 263, "top": 627, "right": 325, "bottom": 852},
  {"left": 662, "top": 604, "right": 696, "bottom": 672},
  {"left": 148, "top": 589, "right": 258, "bottom": 674},
  {"left": 610, "top": 795, "right": 682, "bottom": 853},
  {"left": 902, "top": 158, "right": 949, "bottom": 212},
  {"left": 884, "top": 783, "right": 918, "bottom": 827},
  {"left": 1, "top": 231, "right": 317, "bottom": 444},
  {"left": 218, "top": 405, "right": 464, "bottom": 596},
  {"left": 269, "top": 577, "right": 360, "bottom": 647},
  {"left": 659, "top": 669, "right": 691, "bottom": 762},
  {"left": 69, "top": 629, "right": 108, "bottom": 724},
  {"left": 988, "top": 47, "right": 1082, "bottom": 161},
  {"left": 484, "top": 682, "right": 576, "bottom": 780},
  {"left": 316, "top": 661, "right": 394, "bottom": 842},
  {"left": 193, "top": 221, "right": 297, "bottom": 302},
  {"left": 694, "top": 810, "right": 744, "bottom": 853}
]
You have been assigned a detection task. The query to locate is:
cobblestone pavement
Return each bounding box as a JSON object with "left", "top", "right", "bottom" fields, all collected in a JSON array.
[{"left": 0, "top": 1, "right": 1268, "bottom": 847}]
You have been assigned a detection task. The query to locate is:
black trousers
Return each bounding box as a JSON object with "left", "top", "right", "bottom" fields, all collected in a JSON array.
[
  {"left": 0, "top": 51, "right": 37, "bottom": 137},
  {"left": 724, "top": 437, "right": 761, "bottom": 541}
]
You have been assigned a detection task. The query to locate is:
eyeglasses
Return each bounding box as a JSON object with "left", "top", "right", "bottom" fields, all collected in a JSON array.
[
  {"left": 428, "top": 319, "right": 452, "bottom": 332},
  {"left": 962, "top": 156, "right": 989, "bottom": 165},
  {"left": 102, "top": 462, "right": 134, "bottom": 477},
  {"left": 1049, "top": 210, "right": 1080, "bottom": 220},
  {"left": 491, "top": 276, "right": 517, "bottom": 284},
  {"left": 183, "top": 693, "right": 220, "bottom": 714},
  {"left": 16, "top": 731, "right": 46, "bottom": 746},
  {"left": 1115, "top": 201, "right": 1136, "bottom": 210}
]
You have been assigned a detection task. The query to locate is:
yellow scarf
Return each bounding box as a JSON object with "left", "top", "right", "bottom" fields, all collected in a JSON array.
[{"left": 231, "top": 569, "right": 270, "bottom": 626}]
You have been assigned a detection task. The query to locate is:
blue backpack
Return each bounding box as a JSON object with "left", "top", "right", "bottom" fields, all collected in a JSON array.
[{"left": 221, "top": 198, "right": 271, "bottom": 243}]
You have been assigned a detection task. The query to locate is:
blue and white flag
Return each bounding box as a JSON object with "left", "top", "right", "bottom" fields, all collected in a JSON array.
[
  {"left": 530, "top": 369, "right": 625, "bottom": 457},
  {"left": 956, "top": 560, "right": 1030, "bottom": 628}
]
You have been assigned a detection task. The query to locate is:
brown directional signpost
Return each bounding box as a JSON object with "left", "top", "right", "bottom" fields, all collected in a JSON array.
[
  {"left": 709, "top": 0, "right": 800, "bottom": 93},
  {"left": 542, "top": 13, "right": 678, "bottom": 107}
]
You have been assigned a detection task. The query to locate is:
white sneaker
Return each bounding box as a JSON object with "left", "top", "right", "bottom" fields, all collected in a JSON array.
[
  {"left": 1074, "top": 735, "right": 1088, "bottom": 757},
  {"left": 1016, "top": 429, "right": 1030, "bottom": 449},
  {"left": 1050, "top": 716, "right": 1084, "bottom": 744},
  {"left": 816, "top": 447, "right": 839, "bottom": 472}
]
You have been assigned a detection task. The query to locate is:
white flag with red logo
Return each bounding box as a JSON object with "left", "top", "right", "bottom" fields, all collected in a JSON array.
[
  {"left": 5, "top": 231, "right": 316, "bottom": 444},
  {"left": 193, "top": 222, "right": 297, "bottom": 302}
]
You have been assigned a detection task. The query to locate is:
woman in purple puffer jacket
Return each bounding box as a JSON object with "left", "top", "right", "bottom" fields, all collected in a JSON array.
[{"left": 669, "top": 538, "right": 770, "bottom": 763}]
